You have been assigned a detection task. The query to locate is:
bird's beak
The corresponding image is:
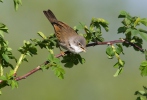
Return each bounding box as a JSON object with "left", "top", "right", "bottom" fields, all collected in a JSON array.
[{"left": 82, "top": 49, "right": 86, "bottom": 52}]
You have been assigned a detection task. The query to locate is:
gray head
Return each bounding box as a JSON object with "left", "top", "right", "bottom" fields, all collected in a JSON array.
[{"left": 68, "top": 35, "right": 86, "bottom": 53}]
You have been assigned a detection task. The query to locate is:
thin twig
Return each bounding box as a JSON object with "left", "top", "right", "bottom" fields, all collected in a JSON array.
[
  {"left": 124, "top": 39, "right": 144, "bottom": 52},
  {"left": 86, "top": 40, "right": 124, "bottom": 47},
  {"left": 15, "top": 61, "right": 50, "bottom": 81}
]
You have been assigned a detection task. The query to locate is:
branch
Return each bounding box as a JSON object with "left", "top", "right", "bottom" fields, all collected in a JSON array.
[
  {"left": 86, "top": 39, "right": 124, "bottom": 47},
  {"left": 124, "top": 39, "right": 144, "bottom": 52},
  {"left": 0, "top": 39, "right": 145, "bottom": 84}
]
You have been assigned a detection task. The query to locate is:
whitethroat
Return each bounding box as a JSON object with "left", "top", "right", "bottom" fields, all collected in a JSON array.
[{"left": 43, "top": 9, "right": 86, "bottom": 54}]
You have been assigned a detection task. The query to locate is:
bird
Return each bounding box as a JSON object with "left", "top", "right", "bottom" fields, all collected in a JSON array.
[{"left": 43, "top": 9, "right": 86, "bottom": 54}]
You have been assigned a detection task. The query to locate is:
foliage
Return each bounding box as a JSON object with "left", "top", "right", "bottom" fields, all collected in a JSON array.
[
  {"left": 13, "top": 0, "right": 22, "bottom": 11},
  {"left": 135, "top": 86, "right": 147, "bottom": 100},
  {"left": 61, "top": 53, "right": 85, "bottom": 68},
  {"left": 118, "top": 11, "right": 147, "bottom": 77},
  {"left": 0, "top": 1, "right": 147, "bottom": 100},
  {"left": 118, "top": 11, "right": 147, "bottom": 50},
  {"left": 106, "top": 44, "right": 125, "bottom": 77}
]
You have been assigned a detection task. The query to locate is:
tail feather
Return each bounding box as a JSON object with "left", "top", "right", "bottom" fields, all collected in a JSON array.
[{"left": 43, "top": 9, "right": 58, "bottom": 24}]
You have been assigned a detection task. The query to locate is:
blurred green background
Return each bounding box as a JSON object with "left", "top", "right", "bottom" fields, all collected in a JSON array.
[{"left": 0, "top": 0, "right": 147, "bottom": 100}]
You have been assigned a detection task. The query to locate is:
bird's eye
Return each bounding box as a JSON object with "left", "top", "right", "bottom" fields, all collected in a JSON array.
[{"left": 78, "top": 42, "right": 81, "bottom": 46}]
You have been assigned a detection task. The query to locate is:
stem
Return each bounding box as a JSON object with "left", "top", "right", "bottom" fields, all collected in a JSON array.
[
  {"left": 111, "top": 45, "right": 120, "bottom": 60},
  {"left": 15, "top": 66, "right": 41, "bottom": 81},
  {"left": 124, "top": 39, "right": 144, "bottom": 52},
  {"left": 14, "top": 54, "right": 26, "bottom": 74},
  {"left": 46, "top": 46, "right": 54, "bottom": 54},
  {"left": 48, "top": 49, "right": 54, "bottom": 54}
]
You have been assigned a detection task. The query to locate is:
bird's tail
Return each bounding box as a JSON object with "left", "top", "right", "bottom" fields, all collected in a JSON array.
[{"left": 43, "top": 9, "right": 58, "bottom": 24}]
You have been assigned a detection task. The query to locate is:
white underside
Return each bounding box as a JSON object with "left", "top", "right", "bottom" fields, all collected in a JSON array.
[{"left": 70, "top": 43, "right": 83, "bottom": 53}]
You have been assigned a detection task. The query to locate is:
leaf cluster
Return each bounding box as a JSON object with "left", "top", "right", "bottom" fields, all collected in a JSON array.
[
  {"left": 106, "top": 44, "right": 124, "bottom": 76},
  {"left": 61, "top": 53, "right": 85, "bottom": 68},
  {"left": 74, "top": 18, "right": 108, "bottom": 44},
  {"left": 41, "top": 54, "right": 65, "bottom": 79},
  {"left": 0, "top": 70, "right": 18, "bottom": 90},
  {"left": 118, "top": 11, "right": 147, "bottom": 51},
  {"left": 0, "top": 23, "right": 18, "bottom": 93},
  {"left": 32, "top": 32, "right": 58, "bottom": 50},
  {"left": 117, "top": 11, "right": 147, "bottom": 76},
  {"left": 0, "top": 24, "right": 17, "bottom": 69},
  {"left": 135, "top": 86, "right": 147, "bottom": 100}
]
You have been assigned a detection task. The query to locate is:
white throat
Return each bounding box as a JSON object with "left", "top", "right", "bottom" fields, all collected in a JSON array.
[{"left": 70, "top": 43, "right": 83, "bottom": 53}]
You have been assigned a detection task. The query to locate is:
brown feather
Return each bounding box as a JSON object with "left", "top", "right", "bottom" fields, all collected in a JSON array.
[{"left": 43, "top": 9, "right": 78, "bottom": 43}]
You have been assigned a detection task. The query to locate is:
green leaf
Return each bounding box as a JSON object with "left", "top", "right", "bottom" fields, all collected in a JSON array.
[
  {"left": 11, "top": 80, "right": 18, "bottom": 89},
  {"left": 114, "top": 60, "right": 125, "bottom": 68},
  {"left": 135, "top": 90, "right": 146, "bottom": 95},
  {"left": 29, "top": 46, "right": 37, "bottom": 55},
  {"left": 76, "top": 54, "right": 85, "bottom": 64},
  {"left": 123, "top": 18, "right": 131, "bottom": 26},
  {"left": 106, "top": 46, "right": 115, "bottom": 58},
  {"left": 131, "top": 29, "right": 140, "bottom": 36},
  {"left": 91, "top": 18, "right": 109, "bottom": 32},
  {"left": 64, "top": 62, "right": 73, "bottom": 68},
  {"left": 117, "top": 26, "right": 127, "bottom": 33},
  {"left": 140, "top": 61, "right": 147, "bottom": 66},
  {"left": 139, "top": 32, "right": 147, "bottom": 41},
  {"left": 116, "top": 48, "right": 121, "bottom": 55},
  {"left": 143, "top": 86, "right": 147, "bottom": 93},
  {"left": 13, "top": 0, "right": 22, "bottom": 11},
  {"left": 37, "top": 31, "right": 47, "bottom": 39},
  {"left": 48, "top": 54, "right": 54, "bottom": 61},
  {"left": 9, "top": 70, "right": 15, "bottom": 77},
  {"left": 61, "top": 53, "right": 85, "bottom": 68},
  {"left": 23, "top": 58, "right": 28, "bottom": 62},
  {"left": 52, "top": 66, "right": 65, "bottom": 79},
  {"left": 74, "top": 22, "right": 85, "bottom": 31},
  {"left": 55, "top": 67, "right": 65, "bottom": 79},
  {"left": 139, "top": 61, "right": 147, "bottom": 76},
  {"left": 136, "top": 96, "right": 144, "bottom": 100},
  {"left": 81, "top": 58, "right": 85, "bottom": 64},
  {"left": 139, "top": 29, "right": 147, "bottom": 33},
  {"left": 84, "top": 27, "right": 92, "bottom": 43},
  {"left": 2, "top": 53, "right": 10, "bottom": 63},
  {"left": 113, "top": 62, "right": 119, "bottom": 68},
  {"left": 7, "top": 47, "right": 12, "bottom": 51},
  {"left": 73, "top": 59, "right": 78, "bottom": 65},
  {"left": 54, "top": 58, "right": 60, "bottom": 64},
  {"left": 19, "top": 41, "right": 38, "bottom": 56},
  {"left": 116, "top": 44, "right": 124, "bottom": 55},
  {"left": 118, "top": 11, "right": 130, "bottom": 18},
  {"left": 98, "top": 18, "right": 109, "bottom": 32},
  {"left": 0, "top": 23, "right": 9, "bottom": 33},
  {"left": 139, "top": 96, "right": 145, "bottom": 100},
  {"left": 134, "top": 17, "right": 141, "bottom": 27},
  {"left": 135, "top": 86, "right": 147, "bottom": 100},
  {"left": 90, "top": 18, "right": 109, "bottom": 32},
  {"left": 125, "top": 28, "right": 132, "bottom": 34},
  {"left": 113, "top": 67, "right": 123, "bottom": 77},
  {"left": 0, "top": 75, "right": 7, "bottom": 80},
  {"left": 0, "top": 90, "right": 2, "bottom": 95},
  {"left": 140, "top": 18, "right": 147, "bottom": 26}
]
